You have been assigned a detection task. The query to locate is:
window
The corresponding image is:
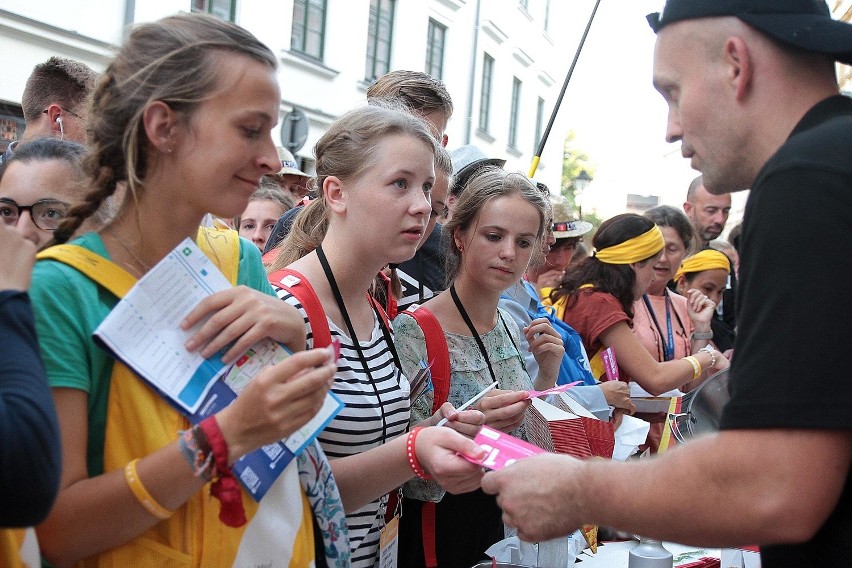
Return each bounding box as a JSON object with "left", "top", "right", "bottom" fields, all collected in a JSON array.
[
  {"left": 508, "top": 77, "right": 522, "bottom": 149},
  {"left": 425, "top": 19, "right": 446, "bottom": 80},
  {"left": 292, "top": 0, "right": 327, "bottom": 60},
  {"left": 479, "top": 54, "right": 494, "bottom": 133},
  {"left": 534, "top": 96, "right": 545, "bottom": 154},
  {"left": 365, "top": 0, "right": 395, "bottom": 81},
  {"left": 192, "top": 0, "right": 235, "bottom": 21}
]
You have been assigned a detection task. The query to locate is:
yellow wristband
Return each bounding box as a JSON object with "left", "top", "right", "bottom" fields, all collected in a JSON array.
[
  {"left": 684, "top": 356, "right": 702, "bottom": 381},
  {"left": 124, "top": 459, "right": 174, "bottom": 520}
]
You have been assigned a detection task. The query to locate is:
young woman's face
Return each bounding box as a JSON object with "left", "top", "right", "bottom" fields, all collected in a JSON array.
[
  {"left": 238, "top": 199, "right": 286, "bottom": 250},
  {"left": 456, "top": 193, "right": 541, "bottom": 293},
  {"left": 632, "top": 250, "right": 663, "bottom": 300},
  {"left": 678, "top": 268, "right": 728, "bottom": 306},
  {"left": 0, "top": 159, "right": 81, "bottom": 247},
  {"left": 650, "top": 225, "right": 688, "bottom": 292},
  {"left": 341, "top": 132, "right": 434, "bottom": 265},
  {"left": 169, "top": 54, "right": 280, "bottom": 220}
]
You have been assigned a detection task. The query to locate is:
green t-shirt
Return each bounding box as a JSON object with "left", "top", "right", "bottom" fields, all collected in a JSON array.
[{"left": 30, "top": 232, "right": 274, "bottom": 476}]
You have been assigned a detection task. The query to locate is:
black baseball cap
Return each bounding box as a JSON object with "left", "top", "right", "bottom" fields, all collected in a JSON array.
[{"left": 647, "top": 0, "right": 852, "bottom": 65}]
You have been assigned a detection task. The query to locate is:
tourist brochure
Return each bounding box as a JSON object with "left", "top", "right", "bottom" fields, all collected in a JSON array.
[{"left": 93, "top": 238, "right": 343, "bottom": 500}]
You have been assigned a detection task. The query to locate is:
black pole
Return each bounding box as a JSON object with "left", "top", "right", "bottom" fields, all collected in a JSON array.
[{"left": 529, "top": 0, "right": 602, "bottom": 178}]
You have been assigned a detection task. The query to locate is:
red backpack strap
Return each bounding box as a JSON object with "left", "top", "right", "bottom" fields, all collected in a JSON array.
[
  {"left": 402, "top": 305, "right": 450, "bottom": 415},
  {"left": 268, "top": 268, "right": 331, "bottom": 348},
  {"left": 402, "top": 304, "right": 449, "bottom": 568}
]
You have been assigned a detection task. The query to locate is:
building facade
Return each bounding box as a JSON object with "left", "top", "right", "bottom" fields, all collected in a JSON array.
[{"left": 0, "top": 0, "right": 582, "bottom": 194}]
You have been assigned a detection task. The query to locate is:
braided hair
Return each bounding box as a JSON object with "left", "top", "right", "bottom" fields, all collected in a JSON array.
[{"left": 51, "top": 12, "right": 276, "bottom": 245}]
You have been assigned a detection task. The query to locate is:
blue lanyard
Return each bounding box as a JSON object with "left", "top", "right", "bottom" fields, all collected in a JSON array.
[{"left": 642, "top": 292, "right": 675, "bottom": 361}]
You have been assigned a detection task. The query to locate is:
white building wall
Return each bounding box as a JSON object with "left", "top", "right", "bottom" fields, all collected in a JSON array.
[{"left": 0, "top": 0, "right": 581, "bottom": 194}]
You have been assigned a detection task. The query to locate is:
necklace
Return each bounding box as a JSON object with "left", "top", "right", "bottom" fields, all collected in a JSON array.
[{"left": 106, "top": 226, "right": 151, "bottom": 276}]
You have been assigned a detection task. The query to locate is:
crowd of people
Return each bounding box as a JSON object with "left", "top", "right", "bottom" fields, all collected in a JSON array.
[{"left": 1, "top": 1, "right": 850, "bottom": 567}]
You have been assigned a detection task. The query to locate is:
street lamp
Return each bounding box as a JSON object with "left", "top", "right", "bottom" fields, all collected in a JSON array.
[{"left": 573, "top": 169, "right": 592, "bottom": 220}]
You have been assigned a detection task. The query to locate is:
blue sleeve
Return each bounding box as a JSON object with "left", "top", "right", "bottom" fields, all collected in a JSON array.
[
  {"left": 0, "top": 291, "right": 61, "bottom": 526},
  {"left": 498, "top": 296, "right": 539, "bottom": 381}
]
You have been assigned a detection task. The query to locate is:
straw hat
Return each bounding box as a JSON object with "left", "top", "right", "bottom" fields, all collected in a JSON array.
[
  {"left": 275, "top": 147, "right": 309, "bottom": 178},
  {"left": 550, "top": 196, "right": 592, "bottom": 239}
]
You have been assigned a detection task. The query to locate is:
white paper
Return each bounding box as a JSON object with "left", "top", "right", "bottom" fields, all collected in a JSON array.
[
  {"left": 92, "top": 238, "right": 344, "bottom": 501},
  {"left": 95, "top": 238, "right": 233, "bottom": 413},
  {"left": 612, "top": 414, "right": 651, "bottom": 461}
]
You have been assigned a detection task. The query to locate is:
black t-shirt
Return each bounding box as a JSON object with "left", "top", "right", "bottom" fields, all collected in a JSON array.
[{"left": 720, "top": 95, "right": 852, "bottom": 567}]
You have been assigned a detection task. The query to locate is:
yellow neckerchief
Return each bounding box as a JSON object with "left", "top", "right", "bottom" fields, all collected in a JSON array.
[
  {"left": 592, "top": 226, "right": 664, "bottom": 264},
  {"left": 674, "top": 249, "right": 731, "bottom": 282},
  {"left": 35, "top": 227, "right": 314, "bottom": 568}
]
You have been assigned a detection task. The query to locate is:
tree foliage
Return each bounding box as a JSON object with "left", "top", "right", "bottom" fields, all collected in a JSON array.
[{"left": 560, "top": 131, "right": 595, "bottom": 211}]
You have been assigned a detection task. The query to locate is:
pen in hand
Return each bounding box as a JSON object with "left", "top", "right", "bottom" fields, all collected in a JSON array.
[{"left": 435, "top": 381, "right": 498, "bottom": 427}]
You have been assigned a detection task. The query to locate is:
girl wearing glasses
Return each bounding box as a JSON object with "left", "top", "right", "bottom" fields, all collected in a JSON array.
[{"left": 0, "top": 137, "right": 88, "bottom": 248}]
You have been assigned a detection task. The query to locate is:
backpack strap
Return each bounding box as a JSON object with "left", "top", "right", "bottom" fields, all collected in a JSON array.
[
  {"left": 268, "top": 268, "right": 332, "bottom": 348},
  {"left": 402, "top": 305, "right": 449, "bottom": 414},
  {"left": 36, "top": 245, "right": 136, "bottom": 298},
  {"left": 401, "top": 304, "right": 450, "bottom": 568}
]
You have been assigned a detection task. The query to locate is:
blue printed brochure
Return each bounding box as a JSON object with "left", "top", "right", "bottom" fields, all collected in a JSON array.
[{"left": 94, "top": 238, "right": 343, "bottom": 501}]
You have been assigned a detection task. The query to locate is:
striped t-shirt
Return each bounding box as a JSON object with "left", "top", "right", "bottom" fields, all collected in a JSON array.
[{"left": 275, "top": 288, "right": 410, "bottom": 568}]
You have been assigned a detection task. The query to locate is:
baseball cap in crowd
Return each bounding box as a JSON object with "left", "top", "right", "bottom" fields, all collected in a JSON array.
[
  {"left": 550, "top": 196, "right": 592, "bottom": 239},
  {"left": 275, "top": 147, "right": 309, "bottom": 178},
  {"left": 449, "top": 145, "right": 506, "bottom": 196},
  {"left": 647, "top": 0, "right": 852, "bottom": 65}
]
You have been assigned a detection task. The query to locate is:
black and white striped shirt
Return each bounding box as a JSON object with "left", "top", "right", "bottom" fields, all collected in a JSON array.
[{"left": 276, "top": 288, "right": 410, "bottom": 568}]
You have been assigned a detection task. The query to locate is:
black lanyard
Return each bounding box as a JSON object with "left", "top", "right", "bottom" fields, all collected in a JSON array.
[
  {"left": 641, "top": 291, "right": 685, "bottom": 362},
  {"left": 317, "top": 245, "right": 401, "bottom": 444},
  {"left": 450, "top": 284, "right": 519, "bottom": 387}
]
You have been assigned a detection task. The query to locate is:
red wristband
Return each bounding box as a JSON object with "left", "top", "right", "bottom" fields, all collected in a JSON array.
[
  {"left": 198, "top": 415, "right": 247, "bottom": 527},
  {"left": 406, "top": 426, "right": 433, "bottom": 480}
]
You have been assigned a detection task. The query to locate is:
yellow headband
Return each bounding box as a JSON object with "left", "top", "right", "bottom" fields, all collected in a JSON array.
[
  {"left": 593, "top": 225, "right": 664, "bottom": 265},
  {"left": 674, "top": 249, "right": 731, "bottom": 282}
]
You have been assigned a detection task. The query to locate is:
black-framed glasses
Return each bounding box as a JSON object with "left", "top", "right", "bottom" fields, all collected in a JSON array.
[
  {"left": 0, "top": 198, "right": 70, "bottom": 230},
  {"left": 43, "top": 106, "right": 84, "bottom": 121}
]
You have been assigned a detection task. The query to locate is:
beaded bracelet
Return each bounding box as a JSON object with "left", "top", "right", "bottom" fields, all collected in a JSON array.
[
  {"left": 406, "top": 427, "right": 433, "bottom": 480},
  {"left": 684, "top": 355, "right": 702, "bottom": 381},
  {"left": 699, "top": 345, "right": 717, "bottom": 369},
  {"left": 124, "top": 458, "right": 174, "bottom": 519}
]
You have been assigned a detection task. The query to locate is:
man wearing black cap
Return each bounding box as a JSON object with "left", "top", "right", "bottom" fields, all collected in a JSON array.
[{"left": 482, "top": 2, "right": 852, "bottom": 565}]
